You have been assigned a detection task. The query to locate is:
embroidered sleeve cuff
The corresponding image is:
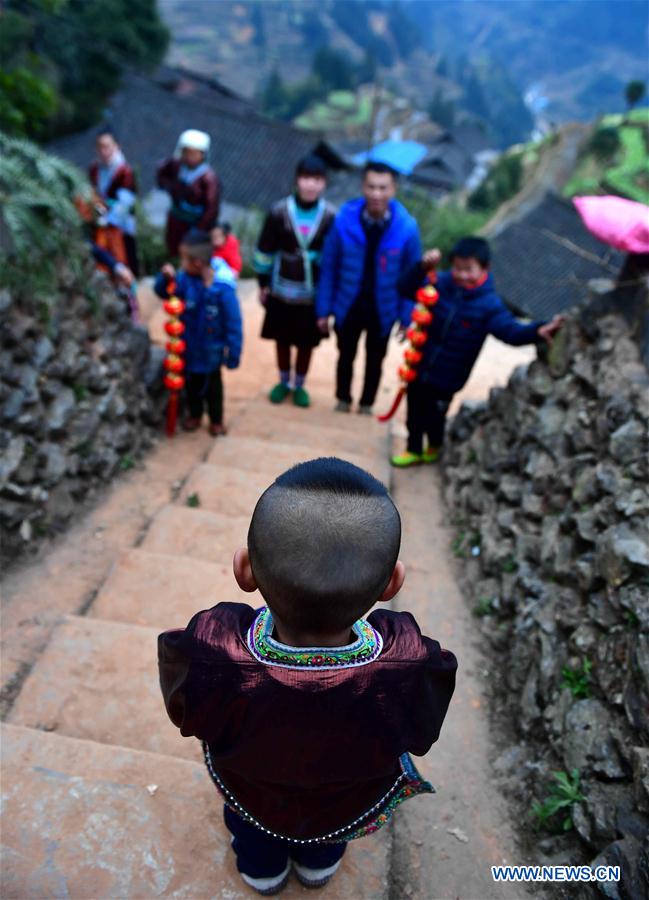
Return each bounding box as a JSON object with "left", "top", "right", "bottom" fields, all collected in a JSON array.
[{"left": 253, "top": 250, "right": 275, "bottom": 274}]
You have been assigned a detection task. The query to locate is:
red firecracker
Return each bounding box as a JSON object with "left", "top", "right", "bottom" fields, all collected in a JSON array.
[
  {"left": 163, "top": 280, "right": 186, "bottom": 437},
  {"left": 377, "top": 275, "right": 439, "bottom": 422}
]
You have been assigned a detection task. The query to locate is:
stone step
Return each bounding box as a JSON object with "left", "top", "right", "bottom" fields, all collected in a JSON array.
[
  {"left": 1, "top": 724, "right": 390, "bottom": 898},
  {"left": 141, "top": 504, "right": 250, "bottom": 564},
  {"left": 7, "top": 616, "right": 201, "bottom": 763},
  {"left": 230, "top": 413, "right": 388, "bottom": 460},
  {"left": 179, "top": 464, "right": 272, "bottom": 519},
  {"left": 234, "top": 397, "right": 389, "bottom": 440},
  {"left": 207, "top": 435, "right": 389, "bottom": 483},
  {"left": 91, "top": 548, "right": 255, "bottom": 629}
]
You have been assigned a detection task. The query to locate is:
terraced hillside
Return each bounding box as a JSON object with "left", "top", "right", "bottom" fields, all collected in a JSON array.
[{"left": 563, "top": 108, "right": 649, "bottom": 204}]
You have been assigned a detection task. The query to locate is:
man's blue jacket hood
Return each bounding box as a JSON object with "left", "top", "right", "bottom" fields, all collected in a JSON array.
[{"left": 316, "top": 198, "right": 421, "bottom": 337}]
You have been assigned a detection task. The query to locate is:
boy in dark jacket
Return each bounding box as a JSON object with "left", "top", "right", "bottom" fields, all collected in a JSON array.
[
  {"left": 155, "top": 229, "right": 242, "bottom": 436},
  {"left": 159, "top": 457, "right": 457, "bottom": 895},
  {"left": 391, "top": 236, "right": 564, "bottom": 467}
]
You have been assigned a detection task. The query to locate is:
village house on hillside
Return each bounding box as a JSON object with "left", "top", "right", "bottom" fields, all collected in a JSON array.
[
  {"left": 49, "top": 66, "right": 490, "bottom": 222},
  {"left": 488, "top": 192, "right": 624, "bottom": 320},
  {"left": 333, "top": 121, "right": 489, "bottom": 198}
]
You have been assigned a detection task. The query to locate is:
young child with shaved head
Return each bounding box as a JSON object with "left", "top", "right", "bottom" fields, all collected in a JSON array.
[{"left": 158, "top": 457, "right": 457, "bottom": 895}]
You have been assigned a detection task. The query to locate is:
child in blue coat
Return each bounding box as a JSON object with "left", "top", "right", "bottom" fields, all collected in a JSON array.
[
  {"left": 391, "top": 236, "right": 564, "bottom": 467},
  {"left": 155, "top": 229, "right": 243, "bottom": 435}
]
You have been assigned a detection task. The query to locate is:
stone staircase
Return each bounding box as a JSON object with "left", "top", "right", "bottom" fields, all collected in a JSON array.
[{"left": 1, "top": 303, "right": 397, "bottom": 897}]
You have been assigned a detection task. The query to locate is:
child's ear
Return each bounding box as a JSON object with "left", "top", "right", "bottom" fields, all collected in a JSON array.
[
  {"left": 233, "top": 547, "right": 258, "bottom": 592},
  {"left": 378, "top": 560, "right": 405, "bottom": 603}
]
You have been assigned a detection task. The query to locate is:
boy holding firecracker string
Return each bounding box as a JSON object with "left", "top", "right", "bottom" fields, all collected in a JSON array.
[
  {"left": 155, "top": 229, "right": 243, "bottom": 436},
  {"left": 389, "top": 237, "right": 564, "bottom": 467}
]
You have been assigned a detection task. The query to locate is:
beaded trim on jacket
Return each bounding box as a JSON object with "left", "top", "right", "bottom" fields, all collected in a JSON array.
[
  {"left": 246, "top": 607, "right": 383, "bottom": 670},
  {"left": 203, "top": 742, "right": 434, "bottom": 845}
]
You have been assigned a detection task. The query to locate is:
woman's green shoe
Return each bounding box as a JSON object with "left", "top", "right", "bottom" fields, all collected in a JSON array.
[
  {"left": 269, "top": 383, "right": 291, "bottom": 404},
  {"left": 390, "top": 451, "right": 422, "bottom": 468},
  {"left": 293, "top": 387, "right": 310, "bottom": 407}
]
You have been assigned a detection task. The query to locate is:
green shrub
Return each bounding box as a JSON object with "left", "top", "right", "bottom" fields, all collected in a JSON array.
[
  {"left": 136, "top": 209, "right": 167, "bottom": 275},
  {"left": 473, "top": 596, "right": 496, "bottom": 617},
  {"left": 468, "top": 150, "right": 524, "bottom": 212},
  {"left": 589, "top": 126, "right": 621, "bottom": 161},
  {"left": 532, "top": 770, "right": 584, "bottom": 833},
  {"left": 560, "top": 659, "right": 592, "bottom": 698},
  {"left": 0, "top": 131, "right": 90, "bottom": 304},
  {"left": 400, "top": 189, "right": 488, "bottom": 261}
]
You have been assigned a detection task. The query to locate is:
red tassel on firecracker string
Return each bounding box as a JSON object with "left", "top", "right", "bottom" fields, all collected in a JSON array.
[
  {"left": 377, "top": 387, "right": 405, "bottom": 422},
  {"left": 166, "top": 391, "right": 179, "bottom": 437}
]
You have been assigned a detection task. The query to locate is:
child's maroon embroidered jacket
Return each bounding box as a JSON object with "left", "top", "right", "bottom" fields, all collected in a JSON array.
[{"left": 158, "top": 602, "right": 457, "bottom": 843}]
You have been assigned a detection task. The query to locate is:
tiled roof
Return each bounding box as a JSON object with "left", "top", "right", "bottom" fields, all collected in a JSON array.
[
  {"left": 489, "top": 193, "right": 624, "bottom": 319},
  {"left": 48, "top": 72, "right": 332, "bottom": 210}
]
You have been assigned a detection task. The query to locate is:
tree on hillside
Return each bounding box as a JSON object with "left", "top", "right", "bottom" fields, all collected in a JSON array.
[
  {"left": 428, "top": 90, "right": 455, "bottom": 130},
  {"left": 589, "top": 126, "right": 620, "bottom": 161},
  {"left": 312, "top": 48, "right": 355, "bottom": 92},
  {"left": 0, "top": 0, "right": 169, "bottom": 140},
  {"left": 261, "top": 68, "right": 289, "bottom": 118},
  {"left": 625, "top": 80, "right": 646, "bottom": 110},
  {"left": 250, "top": 1, "right": 266, "bottom": 49}
]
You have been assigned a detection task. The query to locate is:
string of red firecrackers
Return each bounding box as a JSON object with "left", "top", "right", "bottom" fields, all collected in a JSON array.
[
  {"left": 163, "top": 280, "right": 186, "bottom": 437},
  {"left": 377, "top": 273, "right": 439, "bottom": 422}
]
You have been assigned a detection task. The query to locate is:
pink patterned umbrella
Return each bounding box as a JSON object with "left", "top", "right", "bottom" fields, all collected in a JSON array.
[{"left": 573, "top": 195, "right": 649, "bottom": 254}]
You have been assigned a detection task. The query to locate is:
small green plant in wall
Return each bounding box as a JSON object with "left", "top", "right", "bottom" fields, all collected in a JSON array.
[
  {"left": 560, "top": 658, "right": 593, "bottom": 699},
  {"left": 501, "top": 555, "right": 518, "bottom": 574},
  {"left": 532, "top": 770, "right": 585, "bottom": 833},
  {"left": 473, "top": 596, "right": 496, "bottom": 617},
  {"left": 451, "top": 531, "right": 467, "bottom": 558}
]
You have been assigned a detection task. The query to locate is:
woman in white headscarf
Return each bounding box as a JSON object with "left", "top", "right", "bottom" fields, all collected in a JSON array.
[{"left": 157, "top": 129, "right": 220, "bottom": 256}]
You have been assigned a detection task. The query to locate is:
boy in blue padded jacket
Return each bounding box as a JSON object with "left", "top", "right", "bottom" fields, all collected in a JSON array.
[
  {"left": 155, "top": 229, "right": 243, "bottom": 436},
  {"left": 391, "top": 236, "right": 564, "bottom": 467}
]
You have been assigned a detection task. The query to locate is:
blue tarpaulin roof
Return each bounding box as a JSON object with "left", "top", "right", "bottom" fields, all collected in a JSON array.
[{"left": 352, "top": 140, "right": 428, "bottom": 175}]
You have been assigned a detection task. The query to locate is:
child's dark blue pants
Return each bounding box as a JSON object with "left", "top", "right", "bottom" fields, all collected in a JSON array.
[
  {"left": 185, "top": 368, "right": 223, "bottom": 424},
  {"left": 223, "top": 805, "right": 347, "bottom": 880},
  {"left": 406, "top": 381, "right": 453, "bottom": 453}
]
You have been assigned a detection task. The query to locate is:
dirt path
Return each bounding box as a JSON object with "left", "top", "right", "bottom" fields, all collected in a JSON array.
[
  {"left": 389, "top": 464, "right": 539, "bottom": 899},
  {"left": 1, "top": 280, "right": 536, "bottom": 899},
  {"left": 485, "top": 123, "right": 589, "bottom": 238}
]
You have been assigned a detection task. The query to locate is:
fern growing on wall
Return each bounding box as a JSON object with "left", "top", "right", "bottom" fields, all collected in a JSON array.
[{"left": 0, "top": 131, "right": 92, "bottom": 306}]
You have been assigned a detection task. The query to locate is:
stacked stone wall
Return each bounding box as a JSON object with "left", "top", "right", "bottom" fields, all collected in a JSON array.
[
  {"left": 0, "top": 265, "right": 165, "bottom": 567},
  {"left": 443, "top": 292, "right": 649, "bottom": 898}
]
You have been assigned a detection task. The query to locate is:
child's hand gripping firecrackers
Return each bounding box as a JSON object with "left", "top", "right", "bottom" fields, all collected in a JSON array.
[{"left": 377, "top": 255, "right": 440, "bottom": 423}]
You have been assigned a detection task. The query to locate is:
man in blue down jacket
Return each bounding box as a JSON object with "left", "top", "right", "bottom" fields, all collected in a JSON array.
[{"left": 316, "top": 163, "right": 421, "bottom": 414}]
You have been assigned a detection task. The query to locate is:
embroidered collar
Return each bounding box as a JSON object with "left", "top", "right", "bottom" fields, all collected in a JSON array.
[{"left": 247, "top": 607, "right": 383, "bottom": 670}]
